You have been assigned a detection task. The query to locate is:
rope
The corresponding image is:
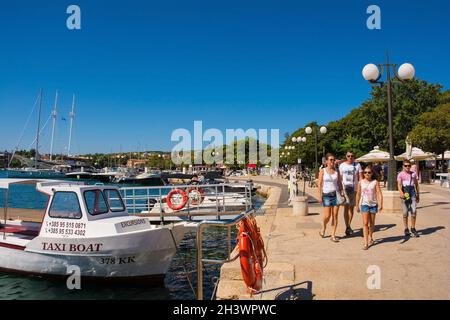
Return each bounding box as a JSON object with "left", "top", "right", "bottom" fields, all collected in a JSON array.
[
  {"left": 9, "top": 94, "right": 40, "bottom": 167},
  {"left": 168, "top": 227, "right": 197, "bottom": 299}
]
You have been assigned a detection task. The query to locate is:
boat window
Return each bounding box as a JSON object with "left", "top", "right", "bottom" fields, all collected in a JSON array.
[
  {"left": 103, "top": 189, "right": 126, "bottom": 212},
  {"left": 49, "top": 192, "right": 82, "bottom": 219},
  {"left": 84, "top": 190, "right": 109, "bottom": 215}
]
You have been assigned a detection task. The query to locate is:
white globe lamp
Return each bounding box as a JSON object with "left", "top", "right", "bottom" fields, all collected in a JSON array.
[
  {"left": 362, "top": 63, "right": 380, "bottom": 82},
  {"left": 397, "top": 63, "right": 415, "bottom": 80}
]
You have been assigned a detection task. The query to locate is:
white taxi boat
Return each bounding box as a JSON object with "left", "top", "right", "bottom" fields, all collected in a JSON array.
[{"left": 0, "top": 179, "right": 187, "bottom": 284}]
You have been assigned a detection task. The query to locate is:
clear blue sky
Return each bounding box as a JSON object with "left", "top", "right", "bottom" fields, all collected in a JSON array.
[{"left": 0, "top": 0, "right": 449, "bottom": 154}]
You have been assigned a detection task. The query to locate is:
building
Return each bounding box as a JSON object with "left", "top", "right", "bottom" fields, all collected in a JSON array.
[
  {"left": 0, "top": 152, "right": 11, "bottom": 168},
  {"left": 127, "top": 159, "right": 147, "bottom": 168}
]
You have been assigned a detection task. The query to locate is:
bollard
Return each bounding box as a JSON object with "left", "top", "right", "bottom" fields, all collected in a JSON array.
[{"left": 292, "top": 196, "right": 308, "bottom": 216}]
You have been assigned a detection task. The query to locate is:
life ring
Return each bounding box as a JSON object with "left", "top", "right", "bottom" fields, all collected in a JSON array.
[
  {"left": 187, "top": 187, "right": 205, "bottom": 205},
  {"left": 166, "top": 189, "right": 188, "bottom": 211},
  {"left": 238, "top": 216, "right": 267, "bottom": 295}
]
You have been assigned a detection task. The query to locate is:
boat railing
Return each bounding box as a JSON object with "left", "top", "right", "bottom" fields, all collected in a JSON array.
[
  {"left": 119, "top": 182, "right": 254, "bottom": 221},
  {"left": 195, "top": 208, "right": 255, "bottom": 300}
]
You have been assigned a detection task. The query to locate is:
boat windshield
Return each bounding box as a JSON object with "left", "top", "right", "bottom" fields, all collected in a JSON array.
[
  {"left": 103, "top": 189, "right": 126, "bottom": 212},
  {"left": 84, "top": 190, "right": 109, "bottom": 215},
  {"left": 49, "top": 192, "right": 82, "bottom": 219}
]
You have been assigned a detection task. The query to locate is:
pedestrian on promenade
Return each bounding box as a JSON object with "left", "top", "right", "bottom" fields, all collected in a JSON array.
[
  {"left": 397, "top": 160, "right": 420, "bottom": 238},
  {"left": 339, "top": 151, "right": 363, "bottom": 236},
  {"left": 318, "top": 153, "right": 344, "bottom": 242},
  {"left": 373, "top": 162, "right": 383, "bottom": 181},
  {"left": 356, "top": 165, "right": 383, "bottom": 250}
]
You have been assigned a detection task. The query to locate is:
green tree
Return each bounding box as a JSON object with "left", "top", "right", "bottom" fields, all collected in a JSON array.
[{"left": 409, "top": 103, "right": 450, "bottom": 172}]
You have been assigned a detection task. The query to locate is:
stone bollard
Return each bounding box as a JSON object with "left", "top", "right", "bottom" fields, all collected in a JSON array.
[{"left": 292, "top": 196, "right": 308, "bottom": 216}]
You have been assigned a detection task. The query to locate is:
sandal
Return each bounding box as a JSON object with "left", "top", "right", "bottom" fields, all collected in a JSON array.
[
  {"left": 369, "top": 239, "right": 374, "bottom": 246},
  {"left": 363, "top": 244, "right": 369, "bottom": 250},
  {"left": 319, "top": 230, "right": 325, "bottom": 238},
  {"left": 330, "top": 236, "right": 339, "bottom": 243}
]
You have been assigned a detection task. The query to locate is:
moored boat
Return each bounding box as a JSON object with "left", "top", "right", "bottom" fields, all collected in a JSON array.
[{"left": 0, "top": 179, "right": 187, "bottom": 284}]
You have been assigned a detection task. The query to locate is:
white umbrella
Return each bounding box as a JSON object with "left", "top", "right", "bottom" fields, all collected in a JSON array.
[
  {"left": 395, "top": 147, "right": 436, "bottom": 161},
  {"left": 356, "top": 146, "right": 390, "bottom": 163},
  {"left": 436, "top": 151, "right": 450, "bottom": 160}
]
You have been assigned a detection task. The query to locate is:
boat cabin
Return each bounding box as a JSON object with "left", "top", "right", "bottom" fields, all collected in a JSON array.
[{"left": 0, "top": 179, "right": 140, "bottom": 248}]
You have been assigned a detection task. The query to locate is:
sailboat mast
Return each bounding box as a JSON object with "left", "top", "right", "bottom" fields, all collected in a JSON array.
[
  {"left": 50, "top": 90, "right": 58, "bottom": 161},
  {"left": 67, "top": 94, "right": 75, "bottom": 157},
  {"left": 35, "top": 89, "right": 43, "bottom": 168}
]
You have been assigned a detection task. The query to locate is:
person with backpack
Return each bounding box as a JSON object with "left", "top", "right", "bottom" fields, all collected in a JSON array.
[
  {"left": 356, "top": 165, "right": 383, "bottom": 250},
  {"left": 397, "top": 160, "right": 420, "bottom": 238},
  {"left": 339, "top": 151, "right": 363, "bottom": 236}
]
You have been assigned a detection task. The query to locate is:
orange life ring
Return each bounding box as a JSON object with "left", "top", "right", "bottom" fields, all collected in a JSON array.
[
  {"left": 166, "top": 189, "right": 188, "bottom": 211},
  {"left": 187, "top": 187, "right": 205, "bottom": 205},
  {"left": 238, "top": 216, "right": 267, "bottom": 295}
]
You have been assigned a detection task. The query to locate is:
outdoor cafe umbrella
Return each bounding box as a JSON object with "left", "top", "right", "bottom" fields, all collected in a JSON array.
[
  {"left": 395, "top": 147, "right": 436, "bottom": 161},
  {"left": 436, "top": 151, "right": 450, "bottom": 160},
  {"left": 356, "top": 146, "right": 390, "bottom": 163}
]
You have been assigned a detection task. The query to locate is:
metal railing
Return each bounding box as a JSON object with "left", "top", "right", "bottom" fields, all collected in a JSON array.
[
  {"left": 119, "top": 182, "right": 254, "bottom": 222},
  {"left": 196, "top": 208, "right": 255, "bottom": 300}
]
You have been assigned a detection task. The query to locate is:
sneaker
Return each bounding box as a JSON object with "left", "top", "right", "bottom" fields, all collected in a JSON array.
[
  {"left": 404, "top": 228, "right": 411, "bottom": 237},
  {"left": 411, "top": 228, "right": 420, "bottom": 238}
]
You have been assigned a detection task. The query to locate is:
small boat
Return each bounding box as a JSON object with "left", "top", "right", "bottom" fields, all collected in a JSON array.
[
  {"left": 0, "top": 179, "right": 187, "bottom": 284},
  {"left": 6, "top": 168, "right": 67, "bottom": 179}
]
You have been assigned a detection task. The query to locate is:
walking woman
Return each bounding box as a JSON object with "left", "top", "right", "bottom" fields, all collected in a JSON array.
[
  {"left": 356, "top": 165, "right": 383, "bottom": 250},
  {"left": 318, "top": 153, "right": 344, "bottom": 242}
]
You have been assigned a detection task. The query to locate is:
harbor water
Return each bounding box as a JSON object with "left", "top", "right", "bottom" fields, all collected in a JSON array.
[{"left": 0, "top": 170, "right": 264, "bottom": 299}]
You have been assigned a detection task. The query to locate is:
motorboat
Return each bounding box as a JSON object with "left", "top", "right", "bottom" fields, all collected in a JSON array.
[
  {"left": 6, "top": 168, "right": 67, "bottom": 179},
  {"left": 0, "top": 179, "right": 187, "bottom": 284}
]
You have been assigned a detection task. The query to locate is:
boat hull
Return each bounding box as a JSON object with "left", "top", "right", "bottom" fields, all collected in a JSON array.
[{"left": 0, "top": 224, "right": 186, "bottom": 283}]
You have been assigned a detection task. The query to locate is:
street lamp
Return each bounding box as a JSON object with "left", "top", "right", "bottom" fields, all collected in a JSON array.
[
  {"left": 292, "top": 136, "right": 307, "bottom": 169},
  {"left": 305, "top": 126, "right": 327, "bottom": 177},
  {"left": 362, "top": 51, "right": 415, "bottom": 191}
]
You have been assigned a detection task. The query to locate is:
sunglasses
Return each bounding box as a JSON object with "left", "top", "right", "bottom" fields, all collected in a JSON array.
[
  {"left": 328, "top": 159, "right": 336, "bottom": 161},
  {"left": 404, "top": 165, "right": 411, "bottom": 167},
  {"left": 346, "top": 155, "right": 354, "bottom": 158},
  {"left": 364, "top": 171, "right": 372, "bottom": 174}
]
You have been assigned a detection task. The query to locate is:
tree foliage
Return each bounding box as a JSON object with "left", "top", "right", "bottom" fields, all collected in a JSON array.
[
  {"left": 281, "top": 79, "right": 445, "bottom": 166},
  {"left": 408, "top": 103, "right": 450, "bottom": 158}
]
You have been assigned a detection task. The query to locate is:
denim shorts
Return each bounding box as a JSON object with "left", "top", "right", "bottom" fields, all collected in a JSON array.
[
  {"left": 361, "top": 204, "right": 378, "bottom": 214},
  {"left": 402, "top": 198, "right": 417, "bottom": 218},
  {"left": 322, "top": 195, "right": 337, "bottom": 207}
]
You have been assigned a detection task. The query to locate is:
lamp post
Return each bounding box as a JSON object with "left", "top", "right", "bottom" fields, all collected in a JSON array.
[
  {"left": 305, "top": 125, "right": 327, "bottom": 177},
  {"left": 292, "top": 136, "right": 306, "bottom": 170},
  {"left": 362, "top": 51, "right": 415, "bottom": 191}
]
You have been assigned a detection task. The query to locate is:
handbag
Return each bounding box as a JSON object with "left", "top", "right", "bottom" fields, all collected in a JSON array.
[{"left": 336, "top": 190, "right": 346, "bottom": 205}]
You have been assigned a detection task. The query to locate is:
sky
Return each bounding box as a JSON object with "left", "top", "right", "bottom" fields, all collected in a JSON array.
[{"left": 0, "top": 0, "right": 449, "bottom": 154}]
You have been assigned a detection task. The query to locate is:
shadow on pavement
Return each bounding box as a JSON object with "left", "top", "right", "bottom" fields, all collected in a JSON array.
[
  {"left": 373, "top": 226, "right": 445, "bottom": 246},
  {"left": 344, "top": 224, "right": 396, "bottom": 239},
  {"left": 417, "top": 202, "right": 450, "bottom": 210},
  {"left": 271, "top": 281, "right": 314, "bottom": 300},
  {"left": 419, "top": 226, "right": 445, "bottom": 235}
]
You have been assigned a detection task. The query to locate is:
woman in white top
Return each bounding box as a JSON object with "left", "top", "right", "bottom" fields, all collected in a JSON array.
[
  {"left": 356, "top": 165, "right": 383, "bottom": 250},
  {"left": 318, "top": 153, "right": 344, "bottom": 242}
]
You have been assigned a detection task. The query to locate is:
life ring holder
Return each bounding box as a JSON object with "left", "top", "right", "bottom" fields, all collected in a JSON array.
[
  {"left": 166, "top": 189, "right": 188, "bottom": 211},
  {"left": 186, "top": 187, "right": 205, "bottom": 206}
]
